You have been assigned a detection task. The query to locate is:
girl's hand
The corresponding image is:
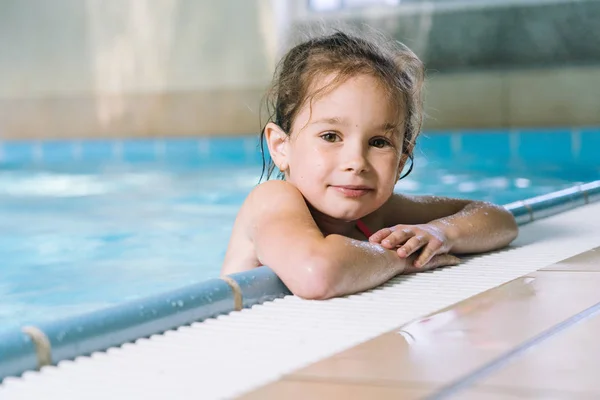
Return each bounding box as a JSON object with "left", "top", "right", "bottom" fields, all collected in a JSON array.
[
  {"left": 402, "top": 253, "right": 461, "bottom": 274},
  {"left": 370, "top": 224, "right": 455, "bottom": 268}
]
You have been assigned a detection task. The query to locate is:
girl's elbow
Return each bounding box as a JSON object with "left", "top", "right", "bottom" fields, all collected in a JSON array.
[
  {"left": 288, "top": 257, "right": 338, "bottom": 300},
  {"left": 489, "top": 203, "right": 519, "bottom": 242},
  {"left": 494, "top": 210, "right": 518, "bottom": 249}
]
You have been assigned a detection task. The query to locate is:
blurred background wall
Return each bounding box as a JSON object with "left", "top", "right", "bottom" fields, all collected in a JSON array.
[{"left": 0, "top": 0, "right": 599, "bottom": 140}]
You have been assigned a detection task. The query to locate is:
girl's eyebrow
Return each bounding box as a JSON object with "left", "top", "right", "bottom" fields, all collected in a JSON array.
[
  {"left": 311, "top": 118, "right": 397, "bottom": 132},
  {"left": 310, "top": 117, "right": 348, "bottom": 126}
]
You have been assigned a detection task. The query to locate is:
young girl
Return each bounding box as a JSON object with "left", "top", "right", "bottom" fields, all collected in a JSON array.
[{"left": 221, "top": 31, "right": 518, "bottom": 300}]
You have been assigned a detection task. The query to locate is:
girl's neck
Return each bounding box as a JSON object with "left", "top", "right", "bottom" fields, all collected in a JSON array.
[{"left": 307, "top": 204, "right": 357, "bottom": 237}]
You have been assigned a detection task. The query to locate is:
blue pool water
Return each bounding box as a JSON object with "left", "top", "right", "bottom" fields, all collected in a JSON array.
[{"left": 1, "top": 130, "right": 598, "bottom": 333}]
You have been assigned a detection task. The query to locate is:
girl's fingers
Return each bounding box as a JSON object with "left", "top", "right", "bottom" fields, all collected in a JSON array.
[
  {"left": 424, "top": 254, "right": 461, "bottom": 269},
  {"left": 381, "top": 228, "right": 414, "bottom": 249},
  {"left": 368, "top": 228, "right": 392, "bottom": 244},
  {"left": 414, "top": 239, "right": 443, "bottom": 268},
  {"left": 403, "top": 254, "right": 460, "bottom": 274},
  {"left": 397, "top": 235, "right": 426, "bottom": 258}
]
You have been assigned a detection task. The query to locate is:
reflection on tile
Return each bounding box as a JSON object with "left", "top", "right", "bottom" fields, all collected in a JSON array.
[
  {"left": 474, "top": 311, "right": 600, "bottom": 396},
  {"left": 541, "top": 247, "right": 600, "bottom": 272},
  {"left": 290, "top": 272, "right": 600, "bottom": 388},
  {"left": 238, "top": 379, "right": 429, "bottom": 400}
]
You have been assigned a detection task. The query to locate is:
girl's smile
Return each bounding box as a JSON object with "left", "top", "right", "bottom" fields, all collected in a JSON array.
[{"left": 329, "top": 185, "right": 374, "bottom": 198}]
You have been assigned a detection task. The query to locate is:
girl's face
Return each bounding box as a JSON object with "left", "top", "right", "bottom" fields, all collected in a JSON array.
[{"left": 280, "top": 74, "right": 405, "bottom": 222}]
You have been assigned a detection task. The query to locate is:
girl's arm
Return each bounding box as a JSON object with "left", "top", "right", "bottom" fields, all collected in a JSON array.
[
  {"left": 233, "top": 180, "right": 435, "bottom": 300},
  {"left": 371, "top": 194, "right": 518, "bottom": 267}
]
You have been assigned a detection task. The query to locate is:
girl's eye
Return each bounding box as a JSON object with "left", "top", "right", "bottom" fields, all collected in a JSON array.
[
  {"left": 321, "top": 132, "right": 339, "bottom": 142},
  {"left": 370, "top": 137, "right": 392, "bottom": 148}
]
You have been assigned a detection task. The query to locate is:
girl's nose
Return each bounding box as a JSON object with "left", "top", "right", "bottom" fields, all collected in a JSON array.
[{"left": 340, "top": 143, "right": 369, "bottom": 174}]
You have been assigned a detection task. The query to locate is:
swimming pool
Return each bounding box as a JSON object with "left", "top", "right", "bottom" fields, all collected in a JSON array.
[
  {"left": 0, "top": 129, "right": 600, "bottom": 332},
  {"left": 1, "top": 128, "right": 599, "bottom": 335}
]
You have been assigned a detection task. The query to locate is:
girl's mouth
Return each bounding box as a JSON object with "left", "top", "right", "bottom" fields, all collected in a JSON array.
[{"left": 330, "top": 185, "right": 373, "bottom": 198}]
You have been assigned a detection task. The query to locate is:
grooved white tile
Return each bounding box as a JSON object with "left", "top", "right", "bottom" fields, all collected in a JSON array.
[{"left": 2, "top": 202, "right": 600, "bottom": 400}]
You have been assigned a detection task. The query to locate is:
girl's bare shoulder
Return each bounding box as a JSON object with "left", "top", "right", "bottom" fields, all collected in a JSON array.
[
  {"left": 244, "top": 180, "right": 306, "bottom": 213},
  {"left": 221, "top": 180, "right": 315, "bottom": 275},
  {"left": 232, "top": 180, "right": 308, "bottom": 235}
]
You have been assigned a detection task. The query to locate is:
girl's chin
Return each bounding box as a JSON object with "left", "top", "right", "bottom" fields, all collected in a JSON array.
[{"left": 312, "top": 205, "right": 372, "bottom": 222}]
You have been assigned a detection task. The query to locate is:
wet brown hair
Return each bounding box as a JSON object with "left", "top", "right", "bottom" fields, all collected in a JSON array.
[{"left": 259, "top": 29, "right": 425, "bottom": 181}]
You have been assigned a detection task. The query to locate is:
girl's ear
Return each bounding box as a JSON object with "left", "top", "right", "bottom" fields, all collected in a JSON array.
[{"left": 264, "top": 122, "right": 290, "bottom": 173}]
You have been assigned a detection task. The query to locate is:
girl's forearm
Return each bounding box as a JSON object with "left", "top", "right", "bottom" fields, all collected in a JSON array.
[
  {"left": 317, "top": 234, "right": 406, "bottom": 298},
  {"left": 430, "top": 201, "right": 518, "bottom": 254}
]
